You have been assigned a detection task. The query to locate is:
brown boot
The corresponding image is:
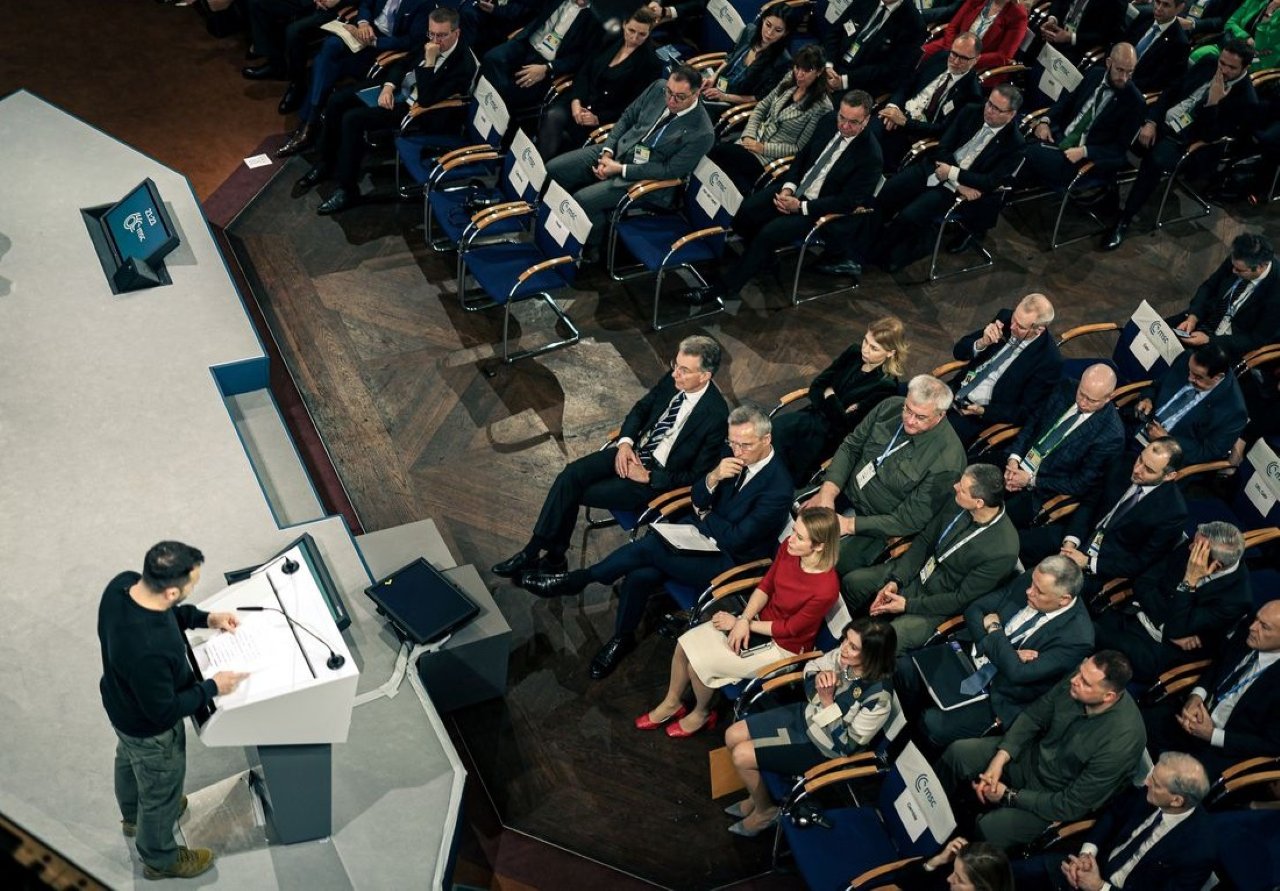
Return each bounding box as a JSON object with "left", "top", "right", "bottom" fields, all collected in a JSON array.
[{"left": 143, "top": 846, "right": 214, "bottom": 880}]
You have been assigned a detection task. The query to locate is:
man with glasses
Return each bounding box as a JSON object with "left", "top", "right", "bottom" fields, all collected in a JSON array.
[
  {"left": 517, "top": 405, "right": 793, "bottom": 679},
  {"left": 873, "top": 84, "right": 1025, "bottom": 272},
  {"left": 946, "top": 293, "right": 1062, "bottom": 446},
  {"left": 492, "top": 335, "right": 728, "bottom": 582},
  {"left": 543, "top": 67, "right": 714, "bottom": 257},
  {"left": 801, "top": 374, "right": 967, "bottom": 573},
  {"left": 874, "top": 32, "right": 984, "bottom": 172},
  {"left": 679, "top": 90, "right": 882, "bottom": 303},
  {"left": 1002, "top": 364, "right": 1125, "bottom": 529},
  {"left": 1168, "top": 233, "right": 1278, "bottom": 363},
  {"left": 1130, "top": 344, "right": 1246, "bottom": 466},
  {"left": 1022, "top": 43, "right": 1146, "bottom": 191},
  {"left": 294, "top": 6, "right": 478, "bottom": 214}
]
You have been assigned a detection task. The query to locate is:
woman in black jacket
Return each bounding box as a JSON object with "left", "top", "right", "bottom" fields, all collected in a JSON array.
[
  {"left": 536, "top": 7, "right": 662, "bottom": 159},
  {"left": 700, "top": 8, "right": 794, "bottom": 116}
]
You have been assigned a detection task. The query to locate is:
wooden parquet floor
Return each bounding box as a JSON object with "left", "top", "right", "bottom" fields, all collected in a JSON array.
[{"left": 225, "top": 156, "right": 1271, "bottom": 888}]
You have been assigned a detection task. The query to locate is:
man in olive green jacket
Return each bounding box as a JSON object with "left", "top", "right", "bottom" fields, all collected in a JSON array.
[
  {"left": 803, "top": 374, "right": 966, "bottom": 574},
  {"left": 937, "top": 651, "right": 1148, "bottom": 850},
  {"left": 845, "top": 464, "right": 1021, "bottom": 651}
]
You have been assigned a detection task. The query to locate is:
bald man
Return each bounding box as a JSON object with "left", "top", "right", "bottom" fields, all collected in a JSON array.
[
  {"left": 1023, "top": 44, "right": 1147, "bottom": 191},
  {"left": 1002, "top": 364, "right": 1125, "bottom": 529}
]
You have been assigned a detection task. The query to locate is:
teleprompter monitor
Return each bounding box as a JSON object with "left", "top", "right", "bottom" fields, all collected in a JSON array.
[
  {"left": 101, "top": 178, "right": 180, "bottom": 267},
  {"left": 364, "top": 558, "right": 480, "bottom": 645}
]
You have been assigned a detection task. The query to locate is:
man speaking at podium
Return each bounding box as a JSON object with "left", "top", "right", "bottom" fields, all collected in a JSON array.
[{"left": 97, "top": 541, "right": 247, "bottom": 880}]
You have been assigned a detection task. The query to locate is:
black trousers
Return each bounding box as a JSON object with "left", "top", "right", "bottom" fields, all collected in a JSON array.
[
  {"left": 479, "top": 39, "right": 549, "bottom": 111},
  {"left": 590, "top": 531, "right": 733, "bottom": 636},
  {"left": 317, "top": 87, "right": 407, "bottom": 190},
  {"left": 529, "top": 447, "right": 664, "bottom": 558},
  {"left": 246, "top": 0, "right": 313, "bottom": 70},
  {"left": 1120, "top": 129, "right": 1224, "bottom": 223}
]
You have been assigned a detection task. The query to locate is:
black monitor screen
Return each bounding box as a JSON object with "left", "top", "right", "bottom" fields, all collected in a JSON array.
[
  {"left": 364, "top": 558, "right": 480, "bottom": 645},
  {"left": 102, "top": 178, "right": 179, "bottom": 266}
]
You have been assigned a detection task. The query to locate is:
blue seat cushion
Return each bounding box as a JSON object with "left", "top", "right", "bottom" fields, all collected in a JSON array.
[
  {"left": 665, "top": 580, "right": 701, "bottom": 611},
  {"left": 783, "top": 805, "right": 894, "bottom": 891},
  {"left": 617, "top": 215, "right": 724, "bottom": 271},
  {"left": 429, "top": 187, "right": 524, "bottom": 245},
  {"left": 396, "top": 134, "right": 465, "bottom": 184},
  {"left": 463, "top": 243, "right": 574, "bottom": 305}
]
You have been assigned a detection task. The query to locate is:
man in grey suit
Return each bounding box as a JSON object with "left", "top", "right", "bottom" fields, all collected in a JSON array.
[
  {"left": 896, "top": 556, "right": 1095, "bottom": 750},
  {"left": 543, "top": 66, "right": 714, "bottom": 254}
]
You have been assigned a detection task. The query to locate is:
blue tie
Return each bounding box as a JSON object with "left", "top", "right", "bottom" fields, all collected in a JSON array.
[{"left": 1136, "top": 24, "right": 1161, "bottom": 58}]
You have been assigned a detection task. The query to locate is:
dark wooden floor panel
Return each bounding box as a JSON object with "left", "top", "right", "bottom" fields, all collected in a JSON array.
[{"left": 226, "top": 161, "right": 1271, "bottom": 888}]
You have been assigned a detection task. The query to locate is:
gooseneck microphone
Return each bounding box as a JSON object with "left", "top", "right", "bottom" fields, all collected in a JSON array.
[{"left": 237, "top": 605, "right": 346, "bottom": 670}]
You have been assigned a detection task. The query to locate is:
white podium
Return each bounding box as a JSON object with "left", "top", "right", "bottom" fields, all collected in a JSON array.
[{"left": 186, "top": 542, "right": 358, "bottom": 843}]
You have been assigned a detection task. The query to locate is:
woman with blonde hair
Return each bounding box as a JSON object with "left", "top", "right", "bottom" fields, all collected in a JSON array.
[
  {"left": 772, "top": 316, "right": 910, "bottom": 482},
  {"left": 635, "top": 506, "right": 841, "bottom": 738}
]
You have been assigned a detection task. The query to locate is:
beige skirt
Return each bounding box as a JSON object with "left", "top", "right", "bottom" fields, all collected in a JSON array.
[{"left": 680, "top": 620, "right": 795, "bottom": 689}]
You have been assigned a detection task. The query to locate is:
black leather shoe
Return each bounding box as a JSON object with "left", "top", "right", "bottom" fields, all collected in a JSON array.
[
  {"left": 295, "top": 166, "right": 327, "bottom": 192},
  {"left": 678, "top": 286, "right": 725, "bottom": 306},
  {"left": 278, "top": 83, "right": 302, "bottom": 116},
  {"left": 275, "top": 121, "right": 316, "bottom": 158},
  {"left": 1102, "top": 220, "right": 1129, "bottom": 251},
  {"left": 946, "top": 232, "right": 978, "bottom": 254},
  {"left": 813, "top": 258, "right": 862, "bottom": 278},
  {"left": 242, "top": 63, "right": 284, "bottom": 81},
  {"left": 317, "top": 189, "right": 353, "bottom": 215},
  {"left": 656, "top": 610, "right": 692, "bottom": 639},
  {"left": 517, "top": 570, "right": 585, "bottom": 598},
  {"left": 491, "top": 551, "right": 537, "bottom": 578},
  {"left": 589, "top": 635, "right": 636, "bottom": 680}
]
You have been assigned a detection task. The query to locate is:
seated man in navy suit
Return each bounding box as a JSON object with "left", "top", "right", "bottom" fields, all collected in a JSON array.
[
  {"left": 1144, "top": 600, "right": 1280, "bottom": 779},
  {"left": 1169, "top": 233, "right": 1279, "bottom": 363},
  {"left": 1128, "top": 0, "right": 1192, "bottom": 94},
  {"left": 1130, "top": 343, "right": 1247, "bottom": 466},
  {"left": 478, "top": 0, "right": 602, "bottom": 110},
  {"left": 1022, "top": 43, "right": 1146, "bottom": 191},
  {"left": 874, "top": 84, "right": 1026, "bottom": 272},
  {"left": 492, "top": 335, "right": 728, "bottom": 580},
  {"left": 1003, "top": 365, "right": 1124, "bottom": 529},
  {"left": 518, "top": 404, "right": 794, "bottom": 679},
  {"left": 948, "top": 293, "right": 1063, "bottom": 446},
  {"left": 1096, "top": 521, "right": 1252, "bottom": 683},
  {"left": 1020, "top": 438, "right": 1188, "bottom": 597},
  {"left": 1012, "top": 751, "right": 1215, "bottom": 891}
]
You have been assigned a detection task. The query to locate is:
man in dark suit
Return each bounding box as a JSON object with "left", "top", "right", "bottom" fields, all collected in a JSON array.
[
  {"left": 1131, "top": 344, "right": 1247, "bottom": 466},
  {"left": 822, "top": 0, "right": 926, "bottom": 99},
  {"left": 295, "top": 7, "right": 479, "bottom": 214},
  {"left": 947, "top": 293, "right": 1063, "bottom": 446},
  {"left": 875, "top": 85, "right": 1026, "bottom": 272},
  {"left": 457, "top": 0, "right": 537, "bottom": 57},
  {"left": 1012, "top": 752, "right": 1216, "bottom": 891},
  {"left": 478, "top": 0, "right": 602, "bottom": 109},
  {"left": 874, "top": 31, "right": 984, "bottom": 171},
  {"left": 1036, "top": 0, "right": 1127, "bottom": 64},
  {"left": 492, "top": 335, "right": 728, "bottom": 580},
  {"left": 1171, "top": 233, "right": 1279, "bottom": 363},
  {"left": 845, "top": 464, "right": 1021, "bottom": 651},
  {"left": 1023, "top": 43, "right": 1147, "bottom": 191},
  {"left": 1096, "top": 522, "right": 1252, "bottom": 682},
  {"left": 277, "top": 0, "right": 435, "bottom": 155},
  {"left": 1178, "top": 0, "right": 1246, "bottom": 38},
  {"left": 1004, "top": 365, "right": 1125, "bottom": 529},
  {"left": 1020, "top": 437, "right": 1188, "bottom": 595},
  {"left": 1128, "top": 0, "right": 1193, "bottom": 94},
  {"left": 680, "top": 90, "right": 882, "bottom": 301},
  {"left": 519, "top": 405, "right": 794, "bottom": 678},
  {"left": 896, "top": 556, "right": 1093, "bottom": 750},
  {"left": 1103, "top": 40, "right": 1258, "bottom": 249},
  {"left": 1145, "top": 600, "right": 1280, "bottom": 778},
  {"left": 544, "top": 67, "right": 714, "bottom": 252}
]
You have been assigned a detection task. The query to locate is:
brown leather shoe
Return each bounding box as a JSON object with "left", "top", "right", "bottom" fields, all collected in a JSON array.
[
  {"left": 275, "top": 121, "right": 315, "bottom": 158},
  {"left": 143, "top": 846, "right": 214, "bottom": 880}
]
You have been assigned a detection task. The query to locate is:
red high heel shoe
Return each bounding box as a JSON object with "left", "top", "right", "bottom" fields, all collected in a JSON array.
[
  {"left": 665, "top": 709, "right": 720, "bottom": 738},
  {"left": 635, "top": 704, "right": 688, "bottom": 731}
]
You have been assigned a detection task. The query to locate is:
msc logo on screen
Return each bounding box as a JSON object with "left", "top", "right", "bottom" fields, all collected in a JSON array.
[{"left": 122, "top": 208, "right": 158, "bottom": 243}]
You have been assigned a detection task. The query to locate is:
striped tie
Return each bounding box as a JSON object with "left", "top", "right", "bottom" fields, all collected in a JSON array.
[{"left": 637, "top": 392, "right": 685, "bottom": 465}]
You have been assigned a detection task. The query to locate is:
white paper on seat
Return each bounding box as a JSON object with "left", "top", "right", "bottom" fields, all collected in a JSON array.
[
  {"left": 694, "top": 158, "right": 743, "bottom": 220},
  {"left": 893, "top": 741, "right": 957, "bottom": 844},
  {"left": 1130, "top": 300, "right": 1185, "bottom": 369},
  {"left": 1037, "top": 44, "right": 1084, "bottom": 101},
  {"left": 651, "top": 522, "right": 721, "bottom": 552},
  {"left": 472, "top": 76, "right": 509, "bottom": 141},
  {"left": 708, "top": 0, "right": 746, "bottom": 42},
  {"left": 1245, "top": 439, "right": 1280, "bottom": 518},
  {"left": 544, "top": 181, "right": 591, "bottom": 246},
  {"left": 509, "top": 128, "right": 546, "bottom": 196}
]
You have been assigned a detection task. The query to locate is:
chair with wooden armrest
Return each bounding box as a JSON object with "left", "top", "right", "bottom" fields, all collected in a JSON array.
[
  {"left": 1206, "top": 767, "right": 1280, "bottom": 809},
  {"left": 1021, "top": 817, "right": 1099, "bottom": 856},
  {"left": 1141, "top": 658, "right": 1213, "bottom": 706},
  {"left": 1205, "top": 756, "right": 1280, "bottom": 806},
  {"left": 1153, "top": 135, "right": 1235, "bottom": 230},
  {"left": 1058, "top": 321, "right": 1122, "bottom": 347},
  {"left": 787, "top": 207, "right": 873, "bottom": 305},
  {"left": 978, "top": 64, "right": 1028, "bottom": 91},
  {"left": 583, "top": 122, "right": 614, "bottom": 146},
  {"left": 882, "top": 536, "right": 914, "bottom": 561},
  {"left": 579, "top": 426, "right": 686, "bottom": 536},
  {"left": 754, "top": 154, "right": 793, "bottom": 193},
  {"left": 1090, "top": 576, "right": 1132, "bottom": 613},
  {"left": 1177, "top": 460, "right": 1234, "bottom": 485},
  {"left": 927, "top": 167, "right": 1024, "bottom": 282},
  {"left": 969, "top": 422, "right": 1020, "bottom": 459},
  {"left": 768, "top": 387, "right": 810, "bottom": 418},
  {"left": 920, "top": 614, "right": 967, "bottom": 648},
  {"left": 849, "top": 856, "right": 922, "bottom": 890},
  {"left": 1110, "top": 378, "right": 1149, "bottom": 410},
  {"left": 686, "top": 51, "right": 729, "bottom": 73},
  {"left": 715, "top": 100, "right": 759, "bottom": 141},
  {"left": 365, "top": 49, "right": 409, "bottom": 81},
  {"left": 1032, "top": 493, "right": 1079, "bottom": 526},
  {"left": 1243, "top": 527, "right": 1280, "bottom": 549},
  {"left": 732, "top": 652, "right": 823, "bottom": 721},
  {"left": 432, "top": 133, "right": 546, "bottom": 255},
  {"left": 930, "top": 358, "right": 971, "bottom": 382}
]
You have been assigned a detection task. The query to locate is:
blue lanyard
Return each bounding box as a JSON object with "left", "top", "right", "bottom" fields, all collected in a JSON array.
[
  {"left": 935, "top": 511, "right": 965, "bottom": 551},
  {"left": 875, "top": 424, "right": 907, "bottom": 467}
]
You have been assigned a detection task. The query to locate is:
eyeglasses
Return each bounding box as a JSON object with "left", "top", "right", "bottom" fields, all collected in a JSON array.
[
  {"left": 949, "top": 50, "right": 977, "bottom": 61},
  {"left": 902, "top": 406, "right": 939, "bottom": 424},
  {"left": 725, "top": 438, "right": 762, "bottom": 452},
  {"left": 670, "top": 360, "right": 705, "bottom": 377},
  {"left": 664, "top": 86, "right": 693, "bottom": 102},
  {"left": 427, "top": 29, "right": 455, "bottom": 41},
  {"left": 985, "top": 99, "right": 1014, "bottom": 114}
]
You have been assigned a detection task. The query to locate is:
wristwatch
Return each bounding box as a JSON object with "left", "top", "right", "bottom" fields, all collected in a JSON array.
[{"left": 1001, "top": 787, "right": 1019, "bottom": 807}]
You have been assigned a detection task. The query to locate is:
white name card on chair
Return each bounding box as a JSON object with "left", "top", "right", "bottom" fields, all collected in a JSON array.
[
  {"left": 1036, "top": 43, "right": 1084, "bottom": 101},
  {"left": 1245, "top": 439, "right": 1280, "bottom": 519},
  {"left": 472, "top": 76, "right": 510, "bottom": 143},
  {"left": 825, "top": 0, "right": 856, "bottom": 24},
  {"left": 693, "top": 158, "right": 743, "bottom": 221},
  {"left": 544, "top": 181, "right": 592, "bottom": 248},
  {"left": 708, "top": 0, "right": 746, "bottom": 43},
  {"left": 892, "top": 741, "right": 957, "bottom": 844},
  {"left": 1129, "top": 300, "right": 1185, "bottom": 371},
  {"left": 508, "top": 128, "right": 546, "bottom": 197}
]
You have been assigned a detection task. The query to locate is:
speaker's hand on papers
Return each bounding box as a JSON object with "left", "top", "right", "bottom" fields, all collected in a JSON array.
[
  {"left": 213, "top": 671, "right": 249, "bottom": 696},
  {"left": 207, "top": 612, "right": 240, "bottom": 633}
]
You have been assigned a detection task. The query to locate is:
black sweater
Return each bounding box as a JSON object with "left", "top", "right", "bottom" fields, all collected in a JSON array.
[{"left": 98, "top": 572, "right": 216, "bottom": 738}]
